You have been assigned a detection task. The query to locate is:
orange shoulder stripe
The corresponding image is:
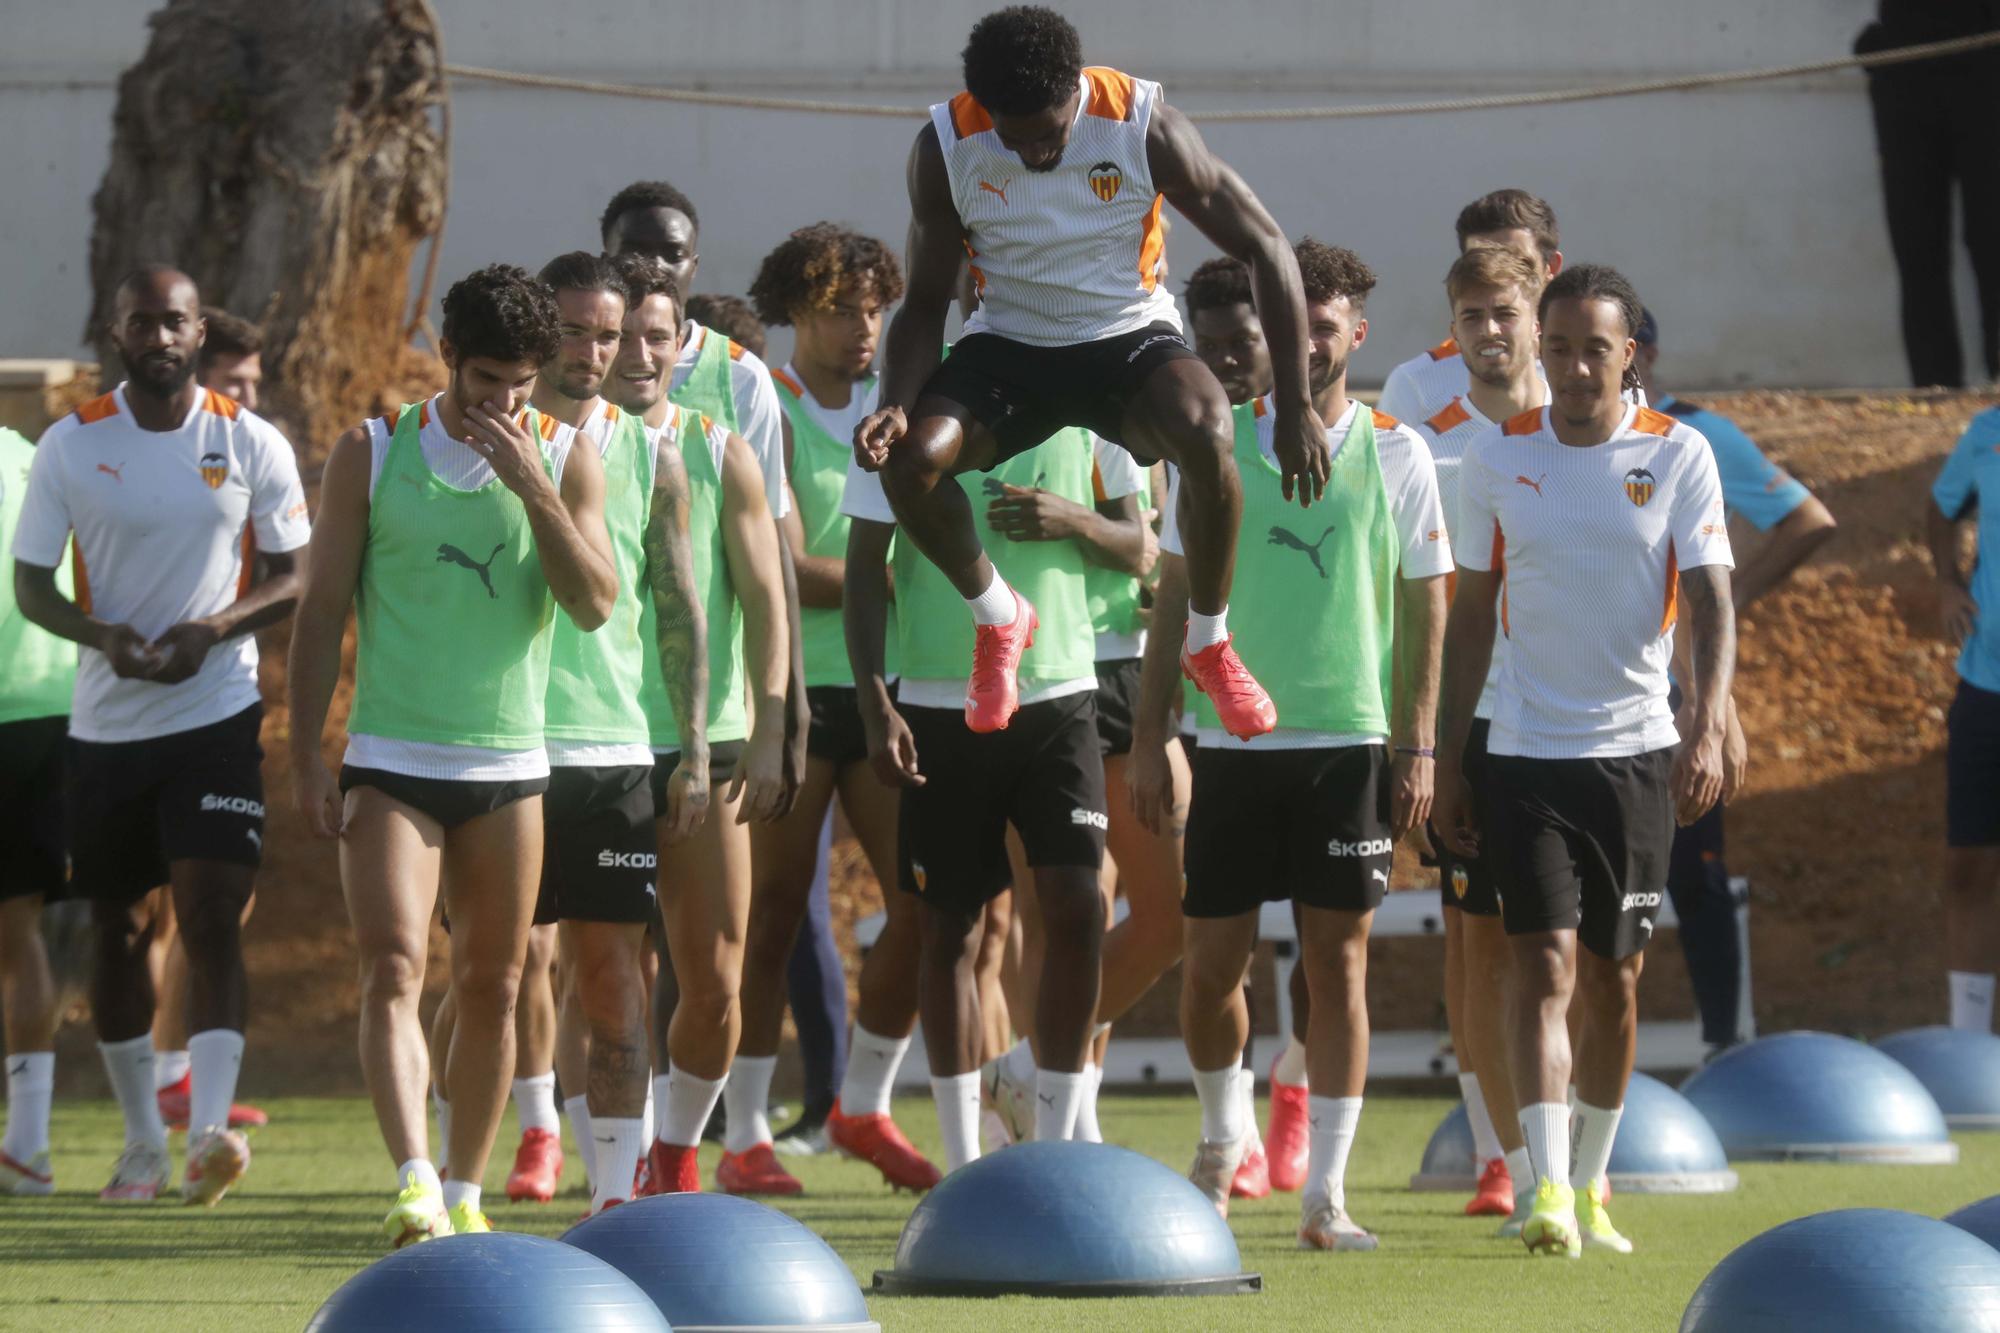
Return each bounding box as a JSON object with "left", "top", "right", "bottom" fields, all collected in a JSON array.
[
  {"left": 727, "top": 339, "right": 746, "bottom": 362},
  {"left": 1425, "top": 400, "right": 1471, "bottom": 435},
  {"left": 602, "top": 404, "right": 621, "bottom": 423},
  {"left": 1371, "top": 409, "right": 1400, "bottom": 432},
  {"left": 200, "top": 389, "right": 240, "bottom": 420},
  {"left": 538, "top": 412, "right": 561, "bottom": 442},
  {"left": 1082, "top": 67, "right": 1137, "bottom": 121},
  {"left": 769, "top": 367, "right": 804, "bottom": 398},
  {"left": 73, "top": 392, "right": 118, "bottom": 425},
  {"left": 949, "top": 91, "right": 992, "bottom": 138},
  {"left": 1427, "top": 337, "right": 1460, "bottom": 362},
  {"left": 1251, "top": 397, "right": 1269, "bottom": 419},
  {"left": 375, "top": 410, "right": 398, "bottom": 433},
  {"left": 1629, "top": 405, "right": 1676, "bottom": 438},
  {"left": 1502, "top": 407, "right": 1543, "bottom": 437}
]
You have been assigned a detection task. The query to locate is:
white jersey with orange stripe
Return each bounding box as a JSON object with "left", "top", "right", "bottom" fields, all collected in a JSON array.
[
  {"left": 933, "top": 66, "right": 1179, "bottom": 347},
  {"left": 1456, "top": 403, "right": 1732, "bottom": 760},
  {"left": 1378, "top": 338, "right": 1472, "bottom": 428},
  {"left": 13, "top": 384, "right": 308, "bottom": 743}
]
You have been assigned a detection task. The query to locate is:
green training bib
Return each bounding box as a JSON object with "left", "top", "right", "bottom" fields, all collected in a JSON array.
[
  {"left": 668, "top": 325, "right": 739, "bottom": 435},
  {"left": 545, "top": 406, "right": 653, "bottom": 745},
  {"left": 0, "top": 427, "right": 75, "bottom": 723}
]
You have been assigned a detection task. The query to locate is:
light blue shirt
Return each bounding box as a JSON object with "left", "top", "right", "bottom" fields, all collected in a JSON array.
[
  {"left": 1933, "top": 407, "right": 2000, "bottom": 693},
  {"left": 1658, "top": 396, "right": 1812, "bottom": 531}
]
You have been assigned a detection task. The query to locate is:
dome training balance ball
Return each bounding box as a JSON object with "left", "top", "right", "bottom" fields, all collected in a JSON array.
[
  {"left": 562, "top": 1192, "right": 877, "bottom": 1332},
  {"left": 1680, "top": 1031, "right": 1958, "bottom": 1163},
  {"left": 1681, "top": 1208, "right": 2000, "bottom": 1332},
  {"left": 306, "top": 1231, "right": 670, "bottom": 1332},
  {"left": 1409, "top": 1072, "right": 1736, "bottom": 1194},
  {"left": 873, "top": 1140, "right": 1262, "bottom": 1297},
  {"left": 1875, "top": 1026, "right": 2000, "bottom": 1129},
  {"left": 1944, "top": 1194, "right": 2000, "bottom": 1250}
]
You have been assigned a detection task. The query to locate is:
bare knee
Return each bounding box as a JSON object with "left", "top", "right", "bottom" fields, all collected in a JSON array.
[
  {"left": 579, "top": 963, "right": 646, "bottom": 1040},
  {"left": 359, "top": 946, "right": 426, "bottom": 1008},
  {"left": 1576, "top": 952, "right": 1641, "bottom": 1015},
  {"left": 451, "top": 954, "right": 525, "bottom": 1021},
  {"left": 880, "top": 426, "right": 954, "bottom": 506},
  {"left": 1512, "top": 935, "right": 1572, "bottom": 1001},
  {"left": 1181, "top": 928, "right": 1250, "bottom": 1010}
]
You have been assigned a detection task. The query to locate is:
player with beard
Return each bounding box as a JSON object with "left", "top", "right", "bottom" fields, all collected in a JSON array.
[
  {"left": 853, "top": 6, "right": 1330, "bottom": 744},
  {"left": 598, "top": 254, "right": 791, "bottom": 1197},
  {"left": 1136, "top": 241, "right": 1449, "bottom": 1250},
  {"left": 722, "top": 225, "right": 940, "bottom": 1194},
  {"left": 290, "top": 264, "right": 617, "bottom": 1241},
  {"left": 1436, "top": 264, "right": 1735, "bottom": 1259},
  {"left": 14, "top": 267, "right": 308, "bottom": 1205}
]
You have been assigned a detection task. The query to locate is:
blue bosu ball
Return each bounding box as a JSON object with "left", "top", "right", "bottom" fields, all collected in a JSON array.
[
  {"left": 1876, "top": 1026, "right": 2000, "bottom": 1129},
  {"left": 307, "top": 1232, "right": 671, "bottom": 1332},
  {"left": 1680, "top": 1032, "right": 1957, "bottom": 1163}
]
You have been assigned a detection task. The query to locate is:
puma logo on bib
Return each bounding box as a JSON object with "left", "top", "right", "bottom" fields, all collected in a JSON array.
[{"left": 436, "top": 542, "right": 505, "bottom": 599}]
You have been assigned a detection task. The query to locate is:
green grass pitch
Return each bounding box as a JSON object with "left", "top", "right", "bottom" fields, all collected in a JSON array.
[{"left": 1, "top": 1092, "right": 1993, "bottom": 1330}]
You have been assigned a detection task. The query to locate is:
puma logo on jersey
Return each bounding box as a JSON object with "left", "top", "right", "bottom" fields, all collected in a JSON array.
[
  {"left": 1514, "top": 473, "right": 1546, "bottom": 496},
  {"left": 96, "top": 462, "right": 125, "bottom": 483},
  {"left": 436, "top": 542, "right": 505, "bottom": 598},
  {"left": 200, "top": 793, "right": 264, "bottom": 817},
  {"left": 978, "top": 178, "right": 1012, "bottom": 204},
  {"left": 596, "top": 851, "right": 657, "bottom": 869},
  {"left": 1267, "top": 524, "right": 1337, "bottom": 579}
]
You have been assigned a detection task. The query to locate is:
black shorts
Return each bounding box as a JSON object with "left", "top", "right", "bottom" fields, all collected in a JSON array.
[
  {"left": 923, "top": 322, "right": 1200, "bottom": 465},
  {"left": 649, "top": 739, "right": 746, "bottom": 810},
  {"left": 67, "top": 705, "right": 265, "bottom": 903},
  {"left": 1948, "top": 679, "right": 2000, "bottom": 847},
  {"left": 1433, "top": 719, "right": 1502, "bottom": 917},
  {"left": 806, "top": 685, "right": 870, "bottom": 770},
  {"left": 897, "top": 692, "right": 1106, "bottom": 914},
  {"left": 1093, "top": 658, "right": 1143, "bottom": 759},
  {"left": 339, "top": 766, "right": 547, "bottom": 829},
  {"left": 537, "top": 765, "right": 657, "bottom": 925},
  {"left": 1483, "top": 747, "right": 1674, "bottom": 960},
  {"left": 0, "top": 714, "right": 67, "bottom": 902},
  {"left": 1184, "top": 744, "right": 1392, "bottom": 918}
]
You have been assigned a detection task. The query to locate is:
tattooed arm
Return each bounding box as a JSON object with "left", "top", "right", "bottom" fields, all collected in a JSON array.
[
  {"left": 645, "top": 436, "right": 710, "bottom": 841},
  {"left": 1672, "top": 564, "right": 1737, "bottom": 826}
]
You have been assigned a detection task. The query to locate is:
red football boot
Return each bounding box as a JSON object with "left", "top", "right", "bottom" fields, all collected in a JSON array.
[
  {"left": 717, "top": 1143, "right": 803, "bottom": 1197},
  {"left": 965, "top": 592, "right": 1038, "bottom": 733},
  {"left": 1181, "top": 635, "right": 1276, "bottom": 740},
  {"left": 1465, "top": 1155, "right": 1514, "bottom": 1217},
  {"left": 827, "top": 1100, "right": 942, "bottom": 1192},
  {"left": 1264, "top": 1060, "right": 1311, "bottom": 1193},
  {"left": 156, "top": 1071, "right": 269, "bottom": 1132},
  {"left": 1230, "top": 1135, "right": 1272, "bottom": 1200},
  {"left": 637, "top": 1140, "right": 701, "bottom": 1196},
  {"left": 504, "top": 1127, "right": 563, "bottom": 1203}
]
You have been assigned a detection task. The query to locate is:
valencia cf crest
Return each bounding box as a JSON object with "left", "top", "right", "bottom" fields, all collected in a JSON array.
[
  {"left": 199, "top": 452, "right": 229, "bottom": 489},
  {"left": 1624, "top": 467, "right": 1656, "bottom": 507},
  {"left": 1450, "top": 865, "right": 1469, "bottom": 901},
  {"left": 1088, "top": 161, "right": 1122, "bottom": 202}
]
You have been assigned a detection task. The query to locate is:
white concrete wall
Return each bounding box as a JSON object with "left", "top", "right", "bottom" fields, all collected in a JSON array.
[{"left": 0, "top": 0, "right": 1949, "bottom": 387}]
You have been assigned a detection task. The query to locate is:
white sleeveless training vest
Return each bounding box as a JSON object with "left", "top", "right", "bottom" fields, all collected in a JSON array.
[{"left": 931, "top": 66, "right": 1180, "bottom": 347}]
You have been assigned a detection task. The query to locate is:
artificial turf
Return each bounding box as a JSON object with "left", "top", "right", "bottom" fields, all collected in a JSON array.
[{"left": 1, "top": 1091, "right": 1993, "bottom": 1331}]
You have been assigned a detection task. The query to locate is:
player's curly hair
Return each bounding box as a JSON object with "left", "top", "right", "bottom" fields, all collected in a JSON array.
[
  {"left": 1455, "top": 189, "right": 1559, "bottom": 262},
  {"left": 686, "top": 294, "right": 767, "bottom": 359},
  {"left": 749, "top": 223, "right": 906, "bottom": 326},
  {"left": 962, "top": 7, "right": 1084, "bottom": 116},
  {"left": 1294, "top": 238, "right": 1377, "bottom": 311},
  {"left": 537, "top": 250, "right": 627, "bottom": 303},
  {"left": 440, "top": 264, "right": 561, "bottom": 366},
  {"left": 1183, "top": 257, "right": 1253, "bottom": 317},
  {"left": 608, "top": 252, "right": 685, "bottom": 328},
  {"left": 598, "top": 179, "right": 701, "bottom": 246},
  {"left": 1539, "top": 262, "right": 1646, "bottom": 391}
]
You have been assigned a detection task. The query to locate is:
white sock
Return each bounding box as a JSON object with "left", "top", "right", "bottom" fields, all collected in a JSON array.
[
  {"left": 1237, "top": 1063, "right": 1258, "bottom": 1130},
  {"left": 660, "top": 1066, "right": 726, "bottom": 1148},
  {"left": 1185, "top": 605, "right": 1229, "bottom": 652},
  {"left": 396, "top": 1157, "right": 441, "bottom": 1193},
  {"left": 641, "top": 1077, "right": 655, "bottom": 1147},
  {"left": 839, "top": 1026, "right": 910, "bottom": 1119},
  {"left": 1569, "top": 1099, "right": 1624, "bottom": 1191},
  {"left": 965, "top": 568, "right": 1017, "bottom": 626},
  {"left": 153, "top": 1048, "right": 190, "bottom": 1091},
  {"left": 564, "top": 1095, "right": 595, "bottom": 1191},
  {"left": 1194, "top": 1062, "right": 1247, "bottom": 1144},
  {"left": 1034, "top": 1068, "right": 1088, "bottom": 1141},
  {"left": 441, "top": 1180, "right": 481, "bottom": 1214},
  {"left": 1074, "top": 1064, "right": 1104, "bottom": 1144},
  {"left": 1273, "top": 1034, "right": 1309, "bottom": 1087},
  {"left": 433, "top": 1088, "right": 452, "bottom": 1159},
  {"left": 1519, "top": 1101, "right": 1571, "bottom": 1185},
  {"left": 187, "top": 1029, "right": 245, "bottom": 1136},
  {"left": 591, "top": 1117, "right": 645, "bottom": 1208},
  {"left": 722, "top": 1055, "right": 777, "bottom": 1152},
  {"left": 1459, "top": 1073, "right": 1503, "bottom": 1163},
  {"left": 650, "top": 1072, "right": 674, "bottom": 1143},
  {"left": 1950, "top": 971, "right": 1995, "bottom": 1032},
  {"left": 1304, "top": 1095, "right": 1363, "bottom": 1210},
  {"left": 1505, "top": 1145, "right": 1533, "bottom": 1191},
  {"left": 98, "top": 1035, "right": 167, "bottom": 1148},
  {"left": 931, "top": 1073, "right": 982, "bottom": 1171},
  {"left": 512, "top": 1071, "right": 559, "bottom": 1134},
  {"left": 2, "top": 1051, "right": 54, "bottom": 1160}
]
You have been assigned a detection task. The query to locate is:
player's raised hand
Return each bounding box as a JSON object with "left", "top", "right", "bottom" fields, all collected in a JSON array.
[
  {"left": 463, "top": 400, "right": 552, "bottom": 498},
  {"left": 853, "top": 405, "right": 909, "bottom": 473},
  {"left": 1271, "top": 404, "right": 1330, "bottom": 506}
]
